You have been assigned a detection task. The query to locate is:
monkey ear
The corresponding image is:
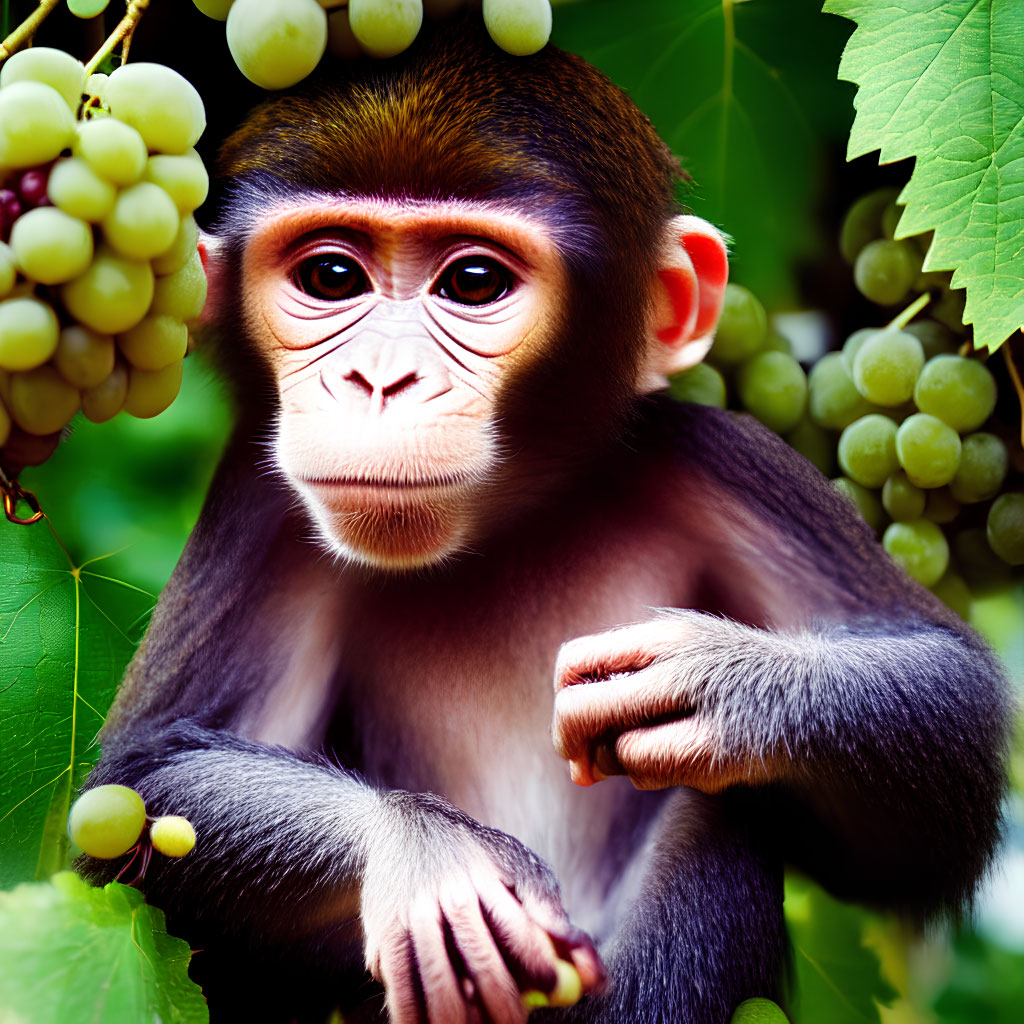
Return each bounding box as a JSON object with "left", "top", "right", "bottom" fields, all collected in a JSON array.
[
  {"left": 196, "top": 230, "right": 225, "bottom": 324},
  {"left": 639, "top": 215, "right": 729, "bottom": 393}
]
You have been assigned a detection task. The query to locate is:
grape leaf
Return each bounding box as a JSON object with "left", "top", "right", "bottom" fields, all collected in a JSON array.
[
  {"left": 552, "top": 0, "right": 853, "bottom": 305},
  {"left": 0, "top": 515, "right": 153, "bottom": 888},
  {"left": 823, "top": 0, "right": 1024, "bottom": 351},
  {"left": 67, "top": 0, "right": 111, "bottom": 18},
  {"left": 0, "top": 872, "right": 208, "bottom": 1023}
]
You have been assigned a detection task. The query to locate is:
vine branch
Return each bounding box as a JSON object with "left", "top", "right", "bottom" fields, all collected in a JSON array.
[
  {"left": 0, "top": 0, "right": 62, "bottom": 63},
  {"left": 84, "top": 0, "right": 150, "bottom": 76}
]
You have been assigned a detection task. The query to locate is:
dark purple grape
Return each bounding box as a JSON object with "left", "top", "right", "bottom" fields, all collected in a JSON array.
[
  {"left": 17, "top": 167, "right": 51, "bottom": 207},
  {"left": 0, "top": 189, "right": 23, "bottom": 238}
]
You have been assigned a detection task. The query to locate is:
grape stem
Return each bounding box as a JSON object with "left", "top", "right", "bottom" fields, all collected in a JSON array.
[
  {"left": 0, "top": 0, "right": 61, "bottom": 63},
  {"left": 886, "top": 292, "right": 930, "bottom": 332},
  {"left": 84, "top": 0, "right": 151, "bottom": 77},
  {"left": 1003, "top": 338, "right": 1024, "bottom": 450}
]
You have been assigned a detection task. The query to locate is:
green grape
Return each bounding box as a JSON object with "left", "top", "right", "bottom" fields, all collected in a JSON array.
[
  {"left": 150, "top": 815, "right": 197, "bottom": 857},
  {"left": 952, "top": 527, "right": 1012, "bottom": 590},
  {"left": 349, "top": 0, "right": 423, "bottom": 58},
  {"left": 807, "top": 352, "right": 873, "bottom": 430},
  {"left": 929, "top": 571, "right": 971, "bottom": 621},
  {"left": 227, "top": 0, "right": 330, "bottom": 88},
  {"left": 61, "top": 250, "right": 155, "bottom": 334},
  {"left": 67, "top": 784, "right": 146, "bottom": 859},
  {"left": 47, "top": 156, "right": 118, "bottom": 222},
  {"left": 736, "top": 350, "right": 807, "bottom": 434},
  {"left": 932, "top": 287, "right": 966, "bottom": 333},
  {"left": 0, "top": 296, "right": 60, "bottom": 371},
  {"left": 150, "top": 251, "right": 207, "bottom": 320},
  {"left": 880, "top": 200, "right": 902, "bottom": 239},
  {"left": 784, "top": 417, "right": 834, "bottom": 476},
  {"left": 833, "top": 476, "right": 884, "bottom": 532},
  {"left": 883, "top": 518, "right": 949, "bottom": 587},
  {"left": 0, "top": 242, "right": 15, "bottom": 298},
  {"left": 0, "top": 81, "right": 77, "bottom": 168},
  {"left": 118, "top": 315, "right": 188, "bottom": 371},
  {"left": 853, "top": 239, "right": 922, "bottom": 306},
  {"left": 840, "top": 327, "right": 877, "bottom": 372},
  {"left": 81, "top": 362, "right": 128, "bottom": 422},
  {"left": 986, "top": 493, "right": 1024, "bottom": 566},
  {"left": 925, "top": 486, "right": 960, "bottom": 525},
  {"left": 913, "top": 355, "right": 996, "bottom": 433},
  {"left": 124, "top": 360, "right": 183, "bottom": 418},
  {"left": 668, "top": 362, "right": 726, "bottom": 408},
  {"left": 102, "top": 183, "right": 180, "bottom": 261},
  {"left": 903, "top": 319, "right": 957, "bottom": 360},
  {"left": 144, "top": 151, "right": 209, "bottom": 215},
  {"left": 151, "top": 215, "right": 200, "bottom": 276},
  {"left": 851, "top": 328, "right": 924, "bottom": 406},
  {"left": 0, "top": 395, "right": 10, "bottom": 447},
  {"left": 729, "top": 997, "right": 790, "bottom": 1024},
  {"left": 327, "top": 8, "right": 364, "bottom": 59},
  {"left": 193, "top": 0, "right": 235, "bottom": 17},
  {"left": 707, "top": 283, "right": 768, "bottom": 367},
  {"left": 949, "top": 433, "right": 1008, "bottom": 504},
  {"left": 104, "top": 63, "right": 206, "bottom": 154},
  {"left": 837, "top": 413, "right": 898, "bottom": 489},
  {"left": 8, "top": 365, "right": 80, "bottom": 434},
  {"left": 84, "top": 72, "right": 108, "bottom": 102},
  {"left": 73, "top": 117, "right": 147, "bottom": 186},
  {"left": 839, "top": 187, "right": 898, "bottom": 264},
  {"left": 54, "top": 324, "right": 115, "bottom": 388},
  {"left": 9, "top": 207, "right": 94, "bottom": 285},
  {"left": 482, "top": 0, "right": 552, "bottom": 56},
  {"left": 895, "top": 413, "right": 961, "bottom": 488},
  {"left": 0, "top": 46, "right": 86, "bottom": 111},
  {"left": 881, "top": 471, "right": 925, "bottom": 522}
]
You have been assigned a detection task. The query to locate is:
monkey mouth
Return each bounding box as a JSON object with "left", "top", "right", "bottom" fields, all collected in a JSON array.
[{"left": 299, "top": 473, "right": 470, "bottom": 492}]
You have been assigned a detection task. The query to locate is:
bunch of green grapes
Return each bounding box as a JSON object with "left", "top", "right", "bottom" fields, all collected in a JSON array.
[
  {"left": 194, "top": 0, "right": 554, "bottom": 90},
  {"left": 0, "top": 47, "right": 207, "bottom": 455}
]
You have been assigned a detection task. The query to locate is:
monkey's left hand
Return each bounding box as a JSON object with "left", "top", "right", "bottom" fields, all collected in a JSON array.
[{"left": 551, "top": 613, "right": 783, "bottom": 792}]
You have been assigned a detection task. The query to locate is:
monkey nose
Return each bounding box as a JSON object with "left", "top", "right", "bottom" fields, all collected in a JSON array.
[{"left": 322, "top": 366, "right": 422, "bottom": 413}]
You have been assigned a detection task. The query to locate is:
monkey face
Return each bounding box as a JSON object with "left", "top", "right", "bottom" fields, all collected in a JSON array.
[{"left": 236, "top": 197, "right": 568, "bottom": 569}]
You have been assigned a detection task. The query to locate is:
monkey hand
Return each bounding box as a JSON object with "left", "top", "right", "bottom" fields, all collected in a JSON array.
[
  {"left": 552, "top": 613, "right": 781, "bottom": 793},
  {"left": 360, "top": 792, "right": 606, "bottom": 1023}
]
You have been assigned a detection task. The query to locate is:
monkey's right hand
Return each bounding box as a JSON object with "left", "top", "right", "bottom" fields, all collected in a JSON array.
[{"left": 360, "top": 792, "right": 606, "bottom": 1023}]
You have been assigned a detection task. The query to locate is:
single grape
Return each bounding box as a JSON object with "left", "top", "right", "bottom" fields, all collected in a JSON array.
[
  {"left": 9, "top": 207, "right": 94, "bottom": 285},
  {"left": 8, "top": 365, "right": 80, "bottom": 434},
  {"left": 104, "top": 63, "right": 206, "bottom": 154},
  {"left": 328, "top": 7, "right": 364, "bottom": 59},
  {"left": 349, "top": 0, "right": 423, "bottom": 59},
  {"left": 883, "top": 518, "right": 949, "bottom": 587},
  {"left": 193, "top": 0, "right": 235, "bottom": 17},
  {"left": 102, "top": 182, "right": 180, "bottom": 261},
  {"left": 837, "top": 413, "right": 898, "bottom": 489},
  {"left": 736, "top": 350, "right": 807, "bottom": 434},
  {"left": 949, "top": 433, "right": 1008, "bottom": 504},
  {"left": 851, "top": 328, "right": 924, "bottom": 406},
  {"left": 707, "top": 284, "right": 768, "bottom": 367},
  {"left": 853, "top": 239, "right": 921, "bottom": 306},
  {"left": 124, "top": 360, "right": 184, "bottom": 418},
  {"left": 913, "top": 355, "right": 996, "bottom": 433},
  {"left": 0, "top": 189, "right": 23, "bottom": 236},
  {"left": 67, "top": 784, "right": 146, "bottom": 859},
  {"left": 151, "top": 215, "right": 200, "bottom": 276},
  {"left": 17, "top": 167, "right": 51, "bottom": 207},
  {"left": 931, "top": 287, "right": 966, "bottom": 333},
  {"left": 73, "top": 117, "right": 147, "bottom": 186},
  {"left": 784, "top": 417, "right": 834, "bottom": 476},
  {"left": 47, "top": 156, "right": 118, "bottom": 222},
  {"left": 54, "top": 324, "right": 115, "bottom": 388},
  {"left": 118, "top": 315, "right": 188, "bottom": 371},
  {"left": 482, "top": 0, "right": 552, "bottom": 56},
  {"left": 880, "top": 200, "right": 903, "bottom": 239},
  {"left": 925, "top": 487, "right": 960, "bottom": 525},
  {"left": 929, "top": 571, "right": 971, "bottom": 621},
  {"left": 895, "top": 413, "right": 961, "bottom": 488},
  {"left": 729, "top": 997, "right": 790, "bottom": 1024},
  {"left": 548, "top": 959, "right": 582, "bottom": 1007},
  {"left": 0, "top": 81, "right": 77, "bottom": 168},
  {"left": 0, "top": 395, "right": 10, "bottom": 447},
  {"left": 0, "top": 47, "right": 86, "bottom": 112},
  {"left": 986, "top": 493, "right": 1024, "bottom": 566},
  {"left": 149, "top": 815, "right": 197, "bottom": 857},
  {"left": 227, "top": 0, "right": 329, "bottom": 89},
  {"left": 807, "top": 352, "right": 873, "bottom": 430},
  {"left": 0, "top": 242, "right": 15, "bottom": 297},
  {"left": 833, "top": 476, "right": 884, "bottom": 532},
  {"left": 150, "top": 250, "right": 207, "bottom": 320},
  {"left": 840, "top": 327, "right": 877, "bottom": 373},
  {"left": 838, "top": 187, "right": 898, "bottom": 264},
  {"left": 881, "top": 471, "right": 926, "bottom": 522},
  {"left": 953, "top": 527, "right": 1012, "bottom": 590},
  {"left": 144, "top": 151, "right": 209, "bottom": 215},
  {"left": 61, "top": 250, "right": 155, "bottom": 334},
  {"left": 81, "top": 362, "right": 128, "bottom": 422},
  {"left": 903, "top": 319, "right": 957, "bottom": 360},
  {"left": 668, "top": 362, "right": 726, "bottom": 408},
  {"left": 0, "top": 296, "right": 60, "bottom": 370}
]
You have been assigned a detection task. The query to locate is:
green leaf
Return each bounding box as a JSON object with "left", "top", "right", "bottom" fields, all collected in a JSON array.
[
  {"left": 784, "top": 877, "right": 897, "bottom": 1024},
  {"left": 67, "top": 0, "right": 111, "bottom": 18},
  {"left": 0, "top": 872, "right": 208, "bottom": 1023},
  {"left": 823, "top": 0, "right": 1024, "bottom": 351},
  {"left": 552, "top": 0, "right": 853, "bottom": 305},
  {"left": 0, "top": 516, "right": 153, "bottom": 889}
]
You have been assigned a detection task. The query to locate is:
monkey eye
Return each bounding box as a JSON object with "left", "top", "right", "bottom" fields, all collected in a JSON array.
[
  {"left": 435, "top": 257, "right": 514, "bottom": 306},
  {"left": 294, "top": 254, "right": 369, "bottom": 302}
]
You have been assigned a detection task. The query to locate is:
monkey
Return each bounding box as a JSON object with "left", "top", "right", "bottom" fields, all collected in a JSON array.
[{"left": 81, "top": 18, "right": 1011, "bottom": 1024}]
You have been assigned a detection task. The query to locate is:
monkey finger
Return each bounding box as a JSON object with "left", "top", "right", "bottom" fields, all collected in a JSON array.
[
  {"left": 408, "top": 895, "right": 472, "bottom": 1024},
  {"left": 378, "top": 929, "right": 428, "bottom": 1024},
  {"left": 553, "top": 620, "right": 675, "bottom": 691}
]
